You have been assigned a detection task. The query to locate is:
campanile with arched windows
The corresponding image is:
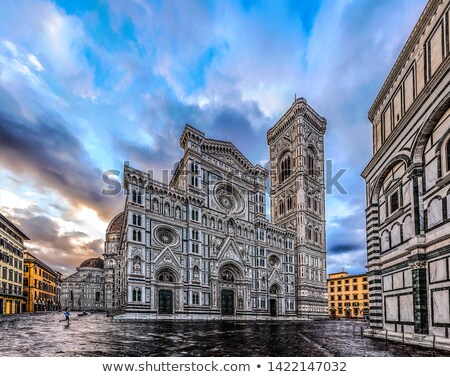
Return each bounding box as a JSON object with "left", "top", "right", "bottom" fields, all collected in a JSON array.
[{"left": 267, "top": 98, "right": 328, "bottom": 319}]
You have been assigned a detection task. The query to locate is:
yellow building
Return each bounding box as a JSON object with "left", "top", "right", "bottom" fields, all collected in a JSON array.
[
  {"left": 327, "top": 272, "right": 369, "bottom": 319},
  {"left": 0, "top": 213, "right": 28, "bottom": 315},
  {"left": 23, "top": 252, "right": 62, "bottom": 312}
]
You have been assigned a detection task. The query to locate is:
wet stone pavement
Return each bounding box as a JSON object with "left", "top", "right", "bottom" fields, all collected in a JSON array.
[{"left": 0, "top": 312, "right": 449, "bottom": 357}]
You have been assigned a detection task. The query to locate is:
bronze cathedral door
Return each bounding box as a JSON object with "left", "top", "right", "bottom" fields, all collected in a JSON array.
[
  {"left": 159, "top": 289, "right": 173, "bottom": 314},
  {"left": 221, "top": 289, "right": 234, "bottom": 315}
]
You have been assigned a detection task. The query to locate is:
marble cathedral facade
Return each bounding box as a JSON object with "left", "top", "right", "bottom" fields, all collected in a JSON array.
[
  {"left": 105, "top": 99, "right": 327, "bottom": 320},
  {"left": 362, "top": 0, "right": 450, "bottom": 349}
]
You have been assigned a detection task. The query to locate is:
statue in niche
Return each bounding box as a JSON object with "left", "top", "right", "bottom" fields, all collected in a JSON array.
[
  {"left": 133, "top": 256, "right": 141, "bottom": 273},
  {"left": 193, "top": 266, "right": 200, "bottom": 281},
  {"left": 175, "top": 207, "right": 181, "bottom": 219}
]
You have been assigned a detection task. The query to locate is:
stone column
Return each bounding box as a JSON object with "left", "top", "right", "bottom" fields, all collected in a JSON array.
[
  {"left": 365, "top": 203, "right": 383, "bottom": 329},
  {"left": 410, "top": 167, "right": 425, "bottom": 235},
  {"left": 409, "top": 257, "right": 428, "bottom": 334}
]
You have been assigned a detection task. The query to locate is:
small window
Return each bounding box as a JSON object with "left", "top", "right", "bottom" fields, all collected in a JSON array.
[
  {"left": 307, "top": 154, "right": 315, "bottom": 176},
  {"left": 390, "top": 191, "right": 399, "bottom": 213}
]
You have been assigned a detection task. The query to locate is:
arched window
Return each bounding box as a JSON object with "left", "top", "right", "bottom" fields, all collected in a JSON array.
[
  {"left": 132, "top": 214, "right": 137, "bottom": 225},
  {"left": 279, "top": 153, "right": 292, "bottom": 183},
  {"left": 279, "top": 201, "right": 285, "bottom": 215},
  {"left": 192, "top": 292, "right": 200, "bottom": 305},
  {"left": 69, "top": 291, "right": 74, "bottom": 301},
  {"left": 132, "top": 289, "right": 137, "bottom": 302},
  {"left": 306, "top": 147, "right": 316, "bottom": 176},
  {"left": 137, "top": 191, "right": 142, "bottom": 204},
  {"left": 137, "top": 231, "right": 142, "bottom": 242},
  {"left": 137, "top": 289, "right": 142, "bottom": 301},
  {"left": 307, "top": 154, "right": 315, "bottom": 176},
  {"left": 137, "top": 215, "right": 141, "bottom": 226},
  {"left": 95, "top": 291, "right": 100, "bottom": 302},
  {"left": 314, "top": 230, "right": 318, "bottom": 243},
  {"left": 132, "top": 229, "right": 137, "bottom": 241},
  {"left": 287, "top": 197, "right": 293, "bottom": 211},
  {"left": 132, "top": 190, "right": 137, "bottom": 203}
]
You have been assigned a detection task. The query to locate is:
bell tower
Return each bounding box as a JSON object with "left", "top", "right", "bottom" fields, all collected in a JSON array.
[{"left": 267, "top": 98, "right": 328, "bottom": 318}]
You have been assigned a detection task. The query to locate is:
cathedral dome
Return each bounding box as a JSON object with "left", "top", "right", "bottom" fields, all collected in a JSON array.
[
  {"left": 106, "top": 212, "right": 124, "bottom": 235},
  {"left": 79, "top": 257, "right": 104, "bottom": 269}
]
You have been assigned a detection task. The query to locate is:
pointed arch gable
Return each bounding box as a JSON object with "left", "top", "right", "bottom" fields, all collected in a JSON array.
[{"left": 369, "top": 154, "right": 412, "bottom": 204}]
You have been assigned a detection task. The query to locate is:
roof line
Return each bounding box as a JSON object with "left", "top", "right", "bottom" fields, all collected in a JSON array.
[{"left": 0, "top": 213, "right": 30, "bottom": 240}]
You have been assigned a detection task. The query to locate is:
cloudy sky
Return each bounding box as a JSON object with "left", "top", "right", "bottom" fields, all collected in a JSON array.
[{"left": 0, "top": 0, "right": 427, "bottom": 276}]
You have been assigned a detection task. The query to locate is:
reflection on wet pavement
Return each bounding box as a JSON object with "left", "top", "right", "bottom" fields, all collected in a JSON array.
[{"left": 0, "top": 312, "right": 449, "bottom": 357}]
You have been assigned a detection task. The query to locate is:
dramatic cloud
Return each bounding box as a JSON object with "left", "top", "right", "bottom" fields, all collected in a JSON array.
[
  {"left": 0, "top": 0, "right": 429, "bottom": 275},
  {"left": 0, "top": 110, "right": 122, "bottom": 221}
]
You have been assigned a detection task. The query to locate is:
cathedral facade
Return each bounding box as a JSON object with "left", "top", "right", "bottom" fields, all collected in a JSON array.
[{"left": 106, "top": 99, "right": 327, "bottom": 320}]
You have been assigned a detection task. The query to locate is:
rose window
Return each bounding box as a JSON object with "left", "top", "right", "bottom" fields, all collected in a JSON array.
[
  {"left": 269, "top": 255, "right": 280, "bottom": 268},
  {"left": 214, "top": 183, "right": 244, "bottom": 213},
  {"left": 154, "top": 226, "right": 178, "bottom": 247}
]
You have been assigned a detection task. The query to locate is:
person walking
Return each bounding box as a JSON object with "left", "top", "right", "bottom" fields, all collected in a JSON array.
[{"left": 60, "top": 308, "right": 71, "bottom": 324}]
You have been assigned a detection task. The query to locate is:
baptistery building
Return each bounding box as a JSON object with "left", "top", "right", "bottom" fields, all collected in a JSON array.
[
  {"left": 106, "top": 99, "right": 328, "bottom": 320},
  {"left": 362, "top": 0, "right": 450, "bottom": 349}
]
